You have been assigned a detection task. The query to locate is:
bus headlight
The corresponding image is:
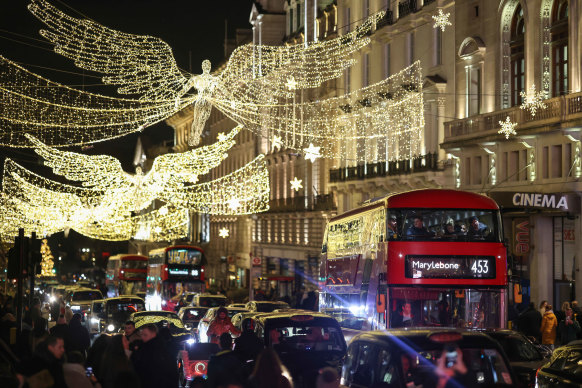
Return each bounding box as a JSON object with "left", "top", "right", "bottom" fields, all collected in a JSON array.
[{"left": 107, "top": 324, "right": 115, "bottom": 332}]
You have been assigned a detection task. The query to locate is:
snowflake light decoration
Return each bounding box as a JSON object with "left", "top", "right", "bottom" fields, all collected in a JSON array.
[
  {"left": 219, "top": 227, "right": 229, "bottom": 238},
  {"left": 290, "top": 177, "right": 303, "bottom": 192},
  {"left": 520, "top": 84, "right": 547, "bottom": 117},
  {"left": 498, "top": 116, "right": 518, "bottom": 139},
  {"left": 228, "top": 198, "right": 241, "bottom": 210},
  {"left": 217, "top": 132, "right": 228, "bottom": 141},
  {"left": 303, "top": 143, "right": 321, "bottom": 163},
  {"left": 286, "top": 76, "right": 298, "bottom": 91},
  {"left": 432, "top": 9, "right": 452, "bottom": 32},
  {"left": 271, "top": 135, "right": 282, "bottom": 152}
]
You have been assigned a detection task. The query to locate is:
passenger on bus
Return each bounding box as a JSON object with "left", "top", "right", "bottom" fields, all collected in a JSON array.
[
  {"left": 387, "top": 215, "right": 399, "bottom": 239},
  {"left": 467, "top": 216, "right": 487, "bottom": 237},
  {"left": 406, "top": 217, "right": 433, "bottom": 238},
  {"left": 392, "top": 302, "right": 414, "bottom": 328}
]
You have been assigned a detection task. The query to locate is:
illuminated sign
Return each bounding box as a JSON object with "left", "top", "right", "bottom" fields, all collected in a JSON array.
[
  {"left": 512, "top": 193, "right": 568, "bottom": 210},
  {"left": 167, "top": 265, "right": 202, "bottom": 280},
  {"left": 405, "top": 255, "right": 495, "bottom": 279}
]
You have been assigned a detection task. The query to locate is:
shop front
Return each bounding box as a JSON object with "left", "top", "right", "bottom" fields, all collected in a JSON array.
[{"left": 490, "top": 192, "right": 581, "bottom": 310}]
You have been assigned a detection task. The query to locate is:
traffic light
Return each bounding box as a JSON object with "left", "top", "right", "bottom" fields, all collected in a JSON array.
[
  {"left": 30, "top": 238, "right": 42, "bottom": 275},
  {"left": 7, "top": 237, "right": 29, "bottom": 279}
]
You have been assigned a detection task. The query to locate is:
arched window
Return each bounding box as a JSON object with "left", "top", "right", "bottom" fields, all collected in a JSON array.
[
  {"left": 551, "top": 0, "right": 568, "bottom": 96},
  {"left": 510, "top": 4, "right": 525, "bottom": 106}
]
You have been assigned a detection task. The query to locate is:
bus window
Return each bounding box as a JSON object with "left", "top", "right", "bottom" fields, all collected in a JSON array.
[
  {"left": 389, "top": 288, "right": 502, "bottom": 328},
  {"left": 388, "top": 209, "right": 500, "bottom": 242}
]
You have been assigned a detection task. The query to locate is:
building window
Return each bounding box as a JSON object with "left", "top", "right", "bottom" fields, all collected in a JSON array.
[
  {"left": 345, "top": 68, "right": 351, "bottom": 94},
  {"left": 383, "top": 43, "right": 390, "bottom": 78},
  {"left": 542, "top": 146, "right": 549, "bottom": 179},
  {"left": 466, "top": 66, "right": 481, "bottom": 117},
  {"left": 362, "top": 53, "right": 369, "bottom": 87},
  {"left": 407, "top": 33, "right": 414, "bottom": 66},
  {"left": 551, "top": 0, "right": 568, "bottom": 97},
  {"left": 290, "top": 8, "right": 294, "bottom": 34},
  {"left": 363, "top": 0, "right": 370, "bottom": 18},
  {"left": 345, "top": 7, "right": 351, "bottom": 34},
  {"left": 434, "top": 27, "right": 442, "bottom": 66},
  {"left": 551, "top": 144, "right": 563, "bottom": 178},
  {"left": 297, "top": 3, "right": 302, "bottom": 31},
  {"left": 463, "top": 157, "right": 471, "bottom": 185},
  {"left": 472, "top": 156, "right": 482, "bottom": 185},
  {"left": 510, "top": 4, "right": 525, "bottom": 107}
]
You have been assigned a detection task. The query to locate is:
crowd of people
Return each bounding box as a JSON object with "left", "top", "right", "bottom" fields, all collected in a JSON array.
[
  {"left": 516, "top": 299, "right": 582, "bottom": 349},
  {"left": 0, "top": 291, "right": 343, "bottom": 388}
]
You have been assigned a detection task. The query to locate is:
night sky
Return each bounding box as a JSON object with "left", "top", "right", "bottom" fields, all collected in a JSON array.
[{"left": 0, "top": 0, "right": 254, "bottom": 264}]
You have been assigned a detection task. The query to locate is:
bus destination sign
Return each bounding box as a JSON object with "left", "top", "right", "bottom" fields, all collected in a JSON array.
[
  {"left": 405, "top": 255, "right": 495, "bottom": 279},
  {"left": 167, "top": 265, "right": 202, "bottom": 280}
]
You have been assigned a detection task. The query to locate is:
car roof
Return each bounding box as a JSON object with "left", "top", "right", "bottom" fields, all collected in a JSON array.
[
  {"left": 104, "top": 296, "right": 144, "bottom": 302},
  {"left": 255, "top": 311, "right": 336, "bottom": 323},
  {"left": 350, "top": 329, "right": 504, "bottom": 349},
  {"left": 197, "top": 294, "right": 226, "bottom": 298}
]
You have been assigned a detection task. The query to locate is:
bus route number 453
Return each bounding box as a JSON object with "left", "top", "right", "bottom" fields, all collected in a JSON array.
[{"left": 471, "top": 260, "right": 489, "bottom": 274}]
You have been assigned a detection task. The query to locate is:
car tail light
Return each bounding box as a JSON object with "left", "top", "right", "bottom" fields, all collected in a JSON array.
[{"left": 189, "top": 360, "right": 208, "bottom": 376}]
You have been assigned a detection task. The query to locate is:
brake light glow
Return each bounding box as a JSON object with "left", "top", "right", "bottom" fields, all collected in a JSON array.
[
  {"left": 428, "top": 332, "right": 462, "bottom": 343},
  {"left": 290, "top": 315, "right": 314, "bottom": 321}
]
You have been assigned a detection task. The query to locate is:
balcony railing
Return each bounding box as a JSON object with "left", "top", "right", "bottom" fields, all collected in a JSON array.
[
  {"left": 398, "top": 0, "right": 417, "bottom": 18},
  {"left": 444, "top": 92, "right": 582, "bottom": 143},
  {"left": 377, "top": 10, "right": 394, "bottom": 29},
  {"left": 268, "top": 194, "right": 336, "bottom": 213},
  {"left": 329, "top": 153, "right": 439, "bottom": 183}
]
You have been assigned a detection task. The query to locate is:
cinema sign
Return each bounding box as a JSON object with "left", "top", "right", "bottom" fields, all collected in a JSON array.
[{"left": 491, "top": 192, "right": 579, "bottom": 212}]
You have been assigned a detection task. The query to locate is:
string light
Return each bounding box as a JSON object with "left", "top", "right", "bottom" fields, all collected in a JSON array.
[
  {"left": 0, "top": 154, "right": 270, "bottom": 241},
  {"left": 219, "top": 228, "right": 229, "bottom": 238},
  {"left": 520, "top": 84, "right": 547, "bottom": 117},
  {"left": 25, "top": 126, "right": 241, "bottom": 211},
  {"left": 212, "top": 61, "right": 424, "bottom": 162},
  {"left": 2, "top": 0, "right": 383, "bottom": 148},
  {"left": 432, "top": 9, "right": 452, "bottom": 32},
  {"left": 290, "top": 177, "right": 303, "bottom": 192},
  {"left": 498, "top": 116, "right": 517, "bottom": 139}
]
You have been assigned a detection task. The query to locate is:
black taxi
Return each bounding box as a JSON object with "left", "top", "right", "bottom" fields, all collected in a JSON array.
[
  {"left": 253, "top": 311, "right": 347, "bottom": 387},
  {"left": 341, "top": 329, "right": 516, "bottom": 388}
]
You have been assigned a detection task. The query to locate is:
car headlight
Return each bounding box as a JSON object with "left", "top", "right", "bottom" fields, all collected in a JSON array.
[
  {"left": 49, "top": 296, "right": 56, "bottom": 303},
  {"left": 107, "top": 324, "right": 115, "bottom": 332},
  {"left": 184, "top": 323, "right": 192, "bottom": 330},
  {"left": 186, "top": 338, "right": 195, "bottom": 345}
]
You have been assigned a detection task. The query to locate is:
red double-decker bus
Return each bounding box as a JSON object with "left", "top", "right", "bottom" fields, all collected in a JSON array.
[
  {"left": 105, "top": 254, "right": 148, "bottom": 297},
  {"left": 320, "top": 189, "right": 508, "bottom": 330},
  {"left": 146, "top": 245, "right": 206, "bottom": 311}
]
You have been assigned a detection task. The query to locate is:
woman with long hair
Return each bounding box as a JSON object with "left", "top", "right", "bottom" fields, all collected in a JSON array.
[{"left": 248, "top": 348, "right": 293, "bottom": 388}]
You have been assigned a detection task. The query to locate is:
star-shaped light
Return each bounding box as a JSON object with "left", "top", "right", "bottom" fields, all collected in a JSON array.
[
  {"left": 498, "top": 116, "right": 518, "bottom": 139},
  {"left": 217, "top": 132, "right": 228, "bottom": 141},
  {"left": 290, "top": 177, "right": 303, "bottom": 192},
  {"left": 286, "top": 76, "right": 298, "bottom": 91},
  {"left": 303, "top": 143, "right": 321, "bottom": 162},
  {"left": 219, "top": 227, "right": 229, "bottom": 238},
  {"left": 228, "top": 198, "right": 241, "bottom": 210},
  {"left": 520, "top": 84, "right": 547, "bottom": 117},
  {"left": 271, "top": 135, "right": 282, "bottom": 152},
  {"left": 432, "top": 9, "right": 452, "bottom": 31}
]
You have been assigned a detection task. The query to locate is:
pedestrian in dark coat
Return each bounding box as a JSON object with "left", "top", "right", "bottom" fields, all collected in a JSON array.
[
  {"left": 517, "top": 302, "right": 542, "bottom": 340},
  {"left": 100, "top": 334, "right": 137, "bottom": 388},
  {"left": 68, "top": 313, "right": 91, "bottom": 355},
  {"left": 558, "top": 308, "right": 581, "bottom": 345},
  {"left": 16, "top": 335, "right": 67, "bottom": 388},
  {"left": 206, "top": 333, "right": 245, "bottom": 388},
  {"left": 130, "top": 323, "right": 178, "bottom": 388}
]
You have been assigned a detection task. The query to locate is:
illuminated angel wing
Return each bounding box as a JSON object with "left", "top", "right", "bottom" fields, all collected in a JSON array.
[
  {"left": 149, "top": 125, "right": 241, "bottom": 185},
  {"left": 26, "top": 133, "right": 132, "bottom": 188},
  {"left": 28, "top": 0, "right": 190, "bottom": 101},
  {"left": 217, "top": 12, "right": 384, "bottom": 99}
]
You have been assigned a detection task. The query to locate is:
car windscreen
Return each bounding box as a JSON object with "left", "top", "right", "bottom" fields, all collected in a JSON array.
[
  {"left": 198, "top": 297, "right": 227, "bottom": 307},
  {"left": 488, "top": 334, "right": 543, "bottom": 362},
  {"left": 72, "top": 291, "right": 103, "bottom": 301},
  {"left": 392, "top": 347, "right": 513, "bottom": 387},
  {"left": 266, "top": 320, "right": 345, "bottom": 352},
  {"left": 185, "top": 294, "right": 196, "bottom": 303},
  {"left": 106, "top": 300, "right": 145, "bottom": 315},
  {"left": 183, "top": 308, "right": 207, "bottom": 321},
  {"left": 256, "top": 303, "right": 289, "bottom": 312},
  {"left": 227, "top": 309, "right": 247, "bottom": 318}
]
